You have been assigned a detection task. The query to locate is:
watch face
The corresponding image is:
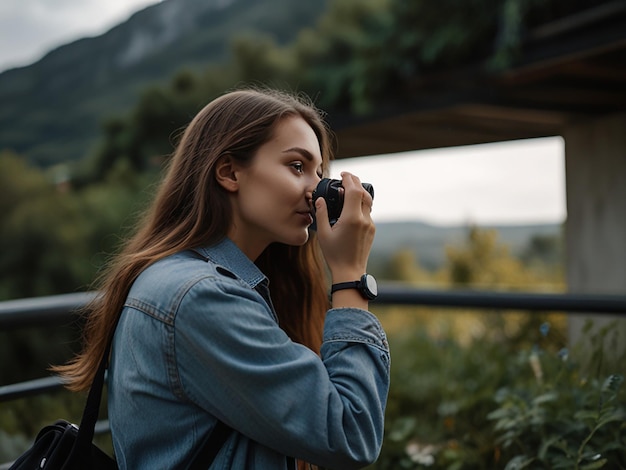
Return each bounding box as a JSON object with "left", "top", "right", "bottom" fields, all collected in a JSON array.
[
  {"left": 365, "top": 274, "right": 378, "bottom": 295},
  {"left": 362, "top": 274, "right": 378, "bottom": 298}
]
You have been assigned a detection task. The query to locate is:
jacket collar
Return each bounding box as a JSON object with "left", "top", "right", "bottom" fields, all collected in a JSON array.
[{"left": 195, "top": 237, "right": 267, "bottom": 290}]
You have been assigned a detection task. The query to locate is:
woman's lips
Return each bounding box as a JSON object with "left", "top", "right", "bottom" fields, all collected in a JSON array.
[{"left": 297, "top": 211, "right": 314, "bottom": 225}]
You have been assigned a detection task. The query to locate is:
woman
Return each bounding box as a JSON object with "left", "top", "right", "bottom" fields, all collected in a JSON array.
[{"left": 55, "top": 88, "right": 390, "bottom": 469}]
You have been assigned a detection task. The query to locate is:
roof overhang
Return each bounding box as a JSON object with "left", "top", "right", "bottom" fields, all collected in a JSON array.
[{"left": 330, "top": 1, "right": 626, "bottom": 158}]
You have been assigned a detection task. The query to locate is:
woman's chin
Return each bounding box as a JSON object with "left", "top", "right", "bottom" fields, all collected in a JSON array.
[{"left": 285, "top": 230, "right": 310, "bottom": 247}]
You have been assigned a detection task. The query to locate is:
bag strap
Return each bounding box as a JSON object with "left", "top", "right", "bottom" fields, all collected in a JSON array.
[
  {"left": 188, "top": 420, "right": 233, "bottom": 470},
  {"left": 69, "top": 323, "right": 115, "bottom": 463}
]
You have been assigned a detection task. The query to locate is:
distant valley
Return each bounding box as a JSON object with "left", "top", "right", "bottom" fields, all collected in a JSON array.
[{"left": 370, "top": 220, "right": 562, "bottom": 271}]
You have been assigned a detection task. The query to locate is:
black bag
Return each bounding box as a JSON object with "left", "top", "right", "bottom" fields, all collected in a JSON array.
[
  {"left": 9, "top": 325, "right": 233, "bottom": 470},
  {"left": 9, "top": 331, "right": 117, "bottom": 470},
  {"left": 8, "top": 419, "right": 116, "bottom": 470}
]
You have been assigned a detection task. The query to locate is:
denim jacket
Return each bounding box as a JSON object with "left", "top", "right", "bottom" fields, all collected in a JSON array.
[{"left": 108, "top": 238, "right": 390, "bottom": 469}]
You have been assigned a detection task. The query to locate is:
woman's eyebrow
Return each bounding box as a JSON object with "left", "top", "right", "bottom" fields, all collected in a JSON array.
[{"left": 282, "top": 147, "right": 317, "bottom": 161}]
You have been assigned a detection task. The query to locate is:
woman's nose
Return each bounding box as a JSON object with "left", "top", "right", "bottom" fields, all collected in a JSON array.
[{"left": 307, "top": 176, "right": 321, "bottom": 199}]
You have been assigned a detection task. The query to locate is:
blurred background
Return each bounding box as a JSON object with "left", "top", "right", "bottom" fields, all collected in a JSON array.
[{"left": 1, "top": 0, "right": 625, "bottom": 467}]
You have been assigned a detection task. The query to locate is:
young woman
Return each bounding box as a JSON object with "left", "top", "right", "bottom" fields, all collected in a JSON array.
[{"left": 55, "top": 88, "right": 390, "bottom": 469}]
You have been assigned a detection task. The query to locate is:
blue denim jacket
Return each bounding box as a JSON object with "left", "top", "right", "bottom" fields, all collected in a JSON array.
[{"left": 108, "top": 238, "right": 390, "bottom": 469}]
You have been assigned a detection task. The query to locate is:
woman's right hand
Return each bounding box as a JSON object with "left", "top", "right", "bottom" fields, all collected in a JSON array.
[{"left": 314, "top": 172, "right": 376, "bottom": 286}]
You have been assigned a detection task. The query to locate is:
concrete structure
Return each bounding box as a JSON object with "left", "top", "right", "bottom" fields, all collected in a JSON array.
[
  {"left": 564, "top": 113, "right": 626, "bottom": 296},
  {"left": 330, "top": 2, "right": 626, "bottom": 351},
  {"left": 564, "top": 113, "right": 626, "bottom": 356}
]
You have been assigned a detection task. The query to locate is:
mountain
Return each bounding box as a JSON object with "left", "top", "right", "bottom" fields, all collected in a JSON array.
[
  {"left": 0, "top": 0, "right": 327, "bottom": 167},
  {"left": 370, "top": 220, "right": 562, "bottom": 271}
]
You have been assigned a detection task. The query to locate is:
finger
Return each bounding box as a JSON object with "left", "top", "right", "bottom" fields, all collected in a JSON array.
[
  {"left": 340, "top": 171, "right": 361, "bottom": 190},
  {"left": 314, "top": 196, "right": 331, "bottom": 235},
  {"left": 361, "top": 196, "right": 373, "bottom": 217},
  {"left": 341, "top": 172, "right": 374, "bottom": 219},
  {"left": 340, "top": 173, "right": 366, "bottom": 213}
]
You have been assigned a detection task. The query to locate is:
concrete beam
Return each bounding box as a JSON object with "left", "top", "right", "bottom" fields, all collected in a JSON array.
[{"left": 564, "top": 112, "right": 626, "bottom": 364}]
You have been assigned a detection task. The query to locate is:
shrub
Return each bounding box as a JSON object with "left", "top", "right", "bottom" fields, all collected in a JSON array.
[{"left": 375, "top": 315, "right": 626, "bottom": 469}]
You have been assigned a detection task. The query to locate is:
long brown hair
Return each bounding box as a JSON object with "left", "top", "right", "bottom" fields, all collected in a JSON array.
[{"left": 54, "top": 88, "right": 333, "bottom": 392}]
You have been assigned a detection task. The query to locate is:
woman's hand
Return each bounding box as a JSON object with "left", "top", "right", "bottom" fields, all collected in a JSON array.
[{"left": 315, "top": 172, "right": 375, "bottom": 286}]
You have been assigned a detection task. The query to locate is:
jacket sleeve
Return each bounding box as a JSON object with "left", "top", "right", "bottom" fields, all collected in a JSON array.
[{"left": 173, "top": 275, "right": 390, "bottom": 469}]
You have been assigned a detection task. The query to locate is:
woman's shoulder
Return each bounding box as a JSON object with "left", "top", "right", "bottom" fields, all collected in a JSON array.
[
  {"left": 134, "top": 250, "right": 244, "bottom": 294},
  {"left": 125, "top": 249, "right": 271, "bottom": 326}
]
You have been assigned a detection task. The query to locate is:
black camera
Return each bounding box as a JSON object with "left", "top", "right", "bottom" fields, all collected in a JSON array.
[{"left": 312, "top": 178, "right": 374, "bottom": 227}]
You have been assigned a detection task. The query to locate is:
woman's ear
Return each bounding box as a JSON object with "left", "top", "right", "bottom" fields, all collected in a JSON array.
[{"left": 215, "top": 154, "right": 239, "bottom": 192}]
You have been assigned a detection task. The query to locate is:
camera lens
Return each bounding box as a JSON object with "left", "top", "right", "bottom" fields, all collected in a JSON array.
[{"left": 311, "top": 178, "right": 374, "bottom": 228}]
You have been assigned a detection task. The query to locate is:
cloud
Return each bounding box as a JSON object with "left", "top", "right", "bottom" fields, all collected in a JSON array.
[
  {"left": 330, "top": 137, "right": 566, "bottom": 225},
  {"left": 0, "top": 0, "right": 160, "bottom": 71}
]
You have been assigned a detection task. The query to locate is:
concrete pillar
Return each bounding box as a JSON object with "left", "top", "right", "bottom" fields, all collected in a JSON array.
[{"left": 563, "top": 112, "right": 626, "bottom": 368}]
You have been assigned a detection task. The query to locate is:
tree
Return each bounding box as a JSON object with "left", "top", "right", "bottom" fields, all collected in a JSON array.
[
  {"left": 441, "top": 226, "right": 539, "bottom": 289},
  {"left": 383, "top": 249, "right": 430, "bottom": 284}
]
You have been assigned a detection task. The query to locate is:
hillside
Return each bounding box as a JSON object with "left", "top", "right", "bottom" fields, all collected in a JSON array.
[
  {"left": 371, "top": 220, "right": 562, "bottom": 271},
  {"left": 0, "top": 0, "right": 327, "bottom": 167}
]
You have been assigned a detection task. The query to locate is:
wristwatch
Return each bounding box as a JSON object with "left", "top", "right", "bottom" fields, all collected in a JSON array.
[{"left": 331, "top": 274, "right": 378, "bottom": 300}]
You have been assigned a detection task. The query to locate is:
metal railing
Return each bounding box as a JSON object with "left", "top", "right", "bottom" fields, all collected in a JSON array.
[
  {"left": 1, "top": 286, "right": 625, "bottom": 467},
  {"left": 2, "top": 287, "right": 625, "bottom": 401}
]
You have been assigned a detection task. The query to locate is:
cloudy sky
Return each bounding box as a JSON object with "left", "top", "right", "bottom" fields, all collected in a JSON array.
[
  {"left": 0, "top": 0, "right": 161, "bottom": 71},
  {"left": 0, "top": 0, "right": 566, "bottom": 226},
  {"left": 332, "top": 137, "right": 565, "bottom": 225}
]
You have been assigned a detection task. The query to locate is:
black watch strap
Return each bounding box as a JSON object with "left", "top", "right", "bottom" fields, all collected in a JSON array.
[
  {"left": 331, "top": 281, "right": 360, "bottom": 294},
  {"left": 331, "top": 274, "right": 378, "bottom": 300}
]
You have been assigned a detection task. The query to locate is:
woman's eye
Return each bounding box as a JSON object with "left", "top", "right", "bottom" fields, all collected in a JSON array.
[{"left": 291, "top": 162, "right": 304, "bottom": 173}]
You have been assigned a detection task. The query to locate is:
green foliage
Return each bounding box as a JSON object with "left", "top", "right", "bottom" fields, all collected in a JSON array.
[
  {"left": 0, "top": 151, "right": 157, "bottom": 387},
  {"left": 0, "top": 0, "right": 328, "bottom": 168},
  {"left": 293, "top": 0, "right": 393, "bottom": 113},
  {"left": 487, "top": 326, "right": 626, "bottom": 469},
  {"left": 373, "top": 315, "right": 626, "bottom": 469},
  {"left": 521, "top": 233, "right": 564, "bottom": 281},
  {"left": 369, "top": 228, "right": 624, "bottom": 469},
  {"left": 231, "top": 34, "right": 298, "bottom": 86},
  {"left": 441, "top": 226, "right": 552, "bottom": 289},
  {"left": 377, "top": 327, "right": 503, "bottom": 468},
  {"left": 375, "top": 225, "right": 564, "bottom": 292},
  {"left": 0, "top": 153, "right": 87, "bottom": 299},
  {"left": 378, "top": 249, "right": 432, "bottom": 285},
  {"left": 0, "top": 152, "right": 153, "bottom": 303}
]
